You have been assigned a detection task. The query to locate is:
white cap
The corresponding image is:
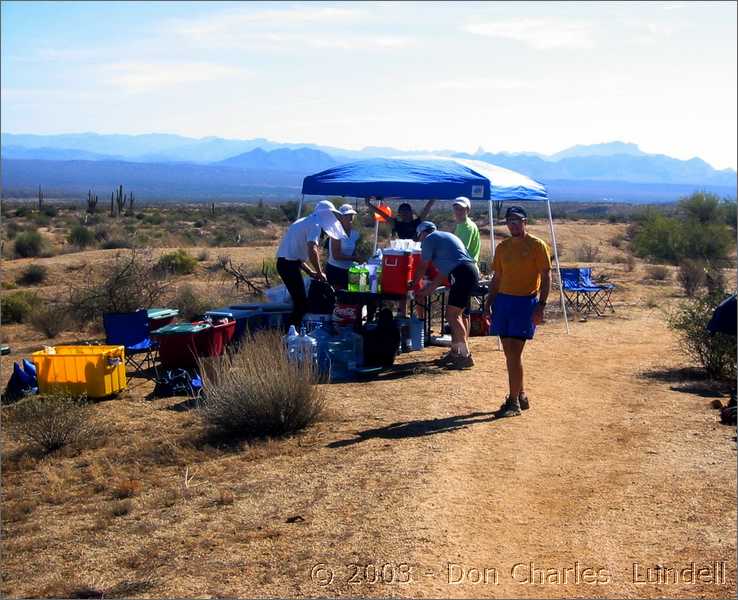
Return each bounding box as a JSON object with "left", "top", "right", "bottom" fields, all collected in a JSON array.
[
  {"left": 338, "top": 203, "right": 357, "bottom": 216},
  {"left": 453, "top": 196, "right": 471, "bottom": 209},
  {"left": 314, "top": 199, "right": 340, "bottom": 214}
]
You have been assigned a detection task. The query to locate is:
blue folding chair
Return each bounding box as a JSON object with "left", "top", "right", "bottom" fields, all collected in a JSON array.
[
  {"left": 560, "top": 268, "right": 614, "bottom": 316},
  {"left": 103, "top": 309, "right": 158, "bottom": 375},
  {"left": 579, "top": 267, "right": 615, "bottom": 315}
]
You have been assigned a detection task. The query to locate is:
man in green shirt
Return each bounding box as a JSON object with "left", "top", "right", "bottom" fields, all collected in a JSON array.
[{"left": 452, "top": 197, "right": 480, "bottom": 262}]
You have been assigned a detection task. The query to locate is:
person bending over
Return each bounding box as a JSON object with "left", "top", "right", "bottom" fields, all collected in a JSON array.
[
  {"left": 412, "top": 221, "right": 479, "bottom": 370},
  {"left": 276, "top": 200, "right": 345, "bottom": 328}
]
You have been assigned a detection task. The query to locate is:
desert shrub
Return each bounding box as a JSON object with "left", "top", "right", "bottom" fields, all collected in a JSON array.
[
  {"left": 172, "top": 284, "right": 210, "bottom": 320},
  {"left": 14, "top": 231, "right": 43, "bottom": 258},
  {"left": 30, "top": 303, "right": 71, "bottom": 338},
  {"left": 279, "top": 201, "right": 301, "bottom": 222},
  {"left": 5, "top": 221, "right": 21, "bottom": 240},
  {"left": 67, "top": 250, "right": 169, "bottom": 324},
  {"left": 574, "top": 242, "right": 600, "bottom": 262},
  {"left": 101, "top": 238, "right": 133, "bottom": 250},
  {"left": 609, "top": 234, "right": 625, "bottom": 249},
  {"left": 646, "top": 265, "right": 670, "bottom": 281},
  {"left": 196, "top": 249, "right": 210, "bottom": 262},
  {"left": 668, "top": 291, "right": 736, "bottom": 380},
  {"left": 68, "top": 224, "right": 95, "bottom": 248},
  {"left": 677, "top": 259, "right": 706, "bottom": 297},
  {"left": 16, "top": 264, "right": 48, "bottom": 286},
  {"left": 157, "top": 249, "right": 197, "bottom": 275},
  {"left": 632, "top": 194, "right": 734, "bottom": 264},
  {"left": 143, "top": 213, "right": 163, "bottom": 225},
  {"left": 198, "top": 330, "right": 324, "bottom": 439},
  {"left": 40, "top": 204, "right": 58, "bottom": 218},
  {"left": 1, "top": 291, "right": 38, "bottom": 323},
  {"left": 353, "top": 236, "right": 375, "bottom": 262},
  {"left": 6, "top": 393, "right": 94, "bottom": 454},
  {"left": 705, "top": 263, "right": 726, "bottom": 296},
  {"left": 624, "top": 254, "right": 636, "bottom": 273},
  {"left": 33, "top": 213, "right": 51, "bottom": 227},
  {"left": 14, "top": 206, "right": 31, "bottom": 218},
  {"left": 93, "top": 226, "right": 109, "bottom": 242}
]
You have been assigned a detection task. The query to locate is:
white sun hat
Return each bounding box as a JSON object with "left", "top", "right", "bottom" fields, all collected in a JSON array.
[{"left": 312, "top": 200, "right": 346, "bottom": 240}]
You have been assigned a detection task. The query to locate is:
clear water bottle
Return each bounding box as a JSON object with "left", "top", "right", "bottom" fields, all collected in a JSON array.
[{"left": 283, "top": 325, "right": 299, "bottom": 362}]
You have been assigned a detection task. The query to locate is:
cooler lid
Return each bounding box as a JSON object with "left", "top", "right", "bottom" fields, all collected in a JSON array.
[
  {"left": 147, "top": 308, "right": 179, "bottom": 319},
  {"left": 151, "top": 322, "right": 211, "bottom": 336}
]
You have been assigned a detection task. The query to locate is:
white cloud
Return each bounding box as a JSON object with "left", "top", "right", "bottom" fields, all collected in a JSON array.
[
  {"left": 165, "top": 4, "right": 414, "bottom": 52},
  {"left": 464, "top": 18, "right": 595, "bottom": 50},
  {"left": 169, "top": 5, "right": 365, "bottom": 41},
  {"left": 435, "top": 78, "right": 532, "bottom": 91},
  {"left": 101, "top": 62, "right": 251, "bottom": 93}
]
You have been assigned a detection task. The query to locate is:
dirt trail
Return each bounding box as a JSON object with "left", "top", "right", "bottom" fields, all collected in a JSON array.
[
  {"left": 396, "top": 310, "right": 736, "bottom": 598},
  {"left": 290, "top": 309, "right": 735, "bottom": 599},
  {"left": 2, "top": 304, "right": 735, "bottom": 598}
]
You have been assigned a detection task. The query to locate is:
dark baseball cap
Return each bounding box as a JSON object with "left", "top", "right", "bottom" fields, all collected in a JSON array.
[{"left": 505, "top": 206, "right": 527, "bottom": 220}]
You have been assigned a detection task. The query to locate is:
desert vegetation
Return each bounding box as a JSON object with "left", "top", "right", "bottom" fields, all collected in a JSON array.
[{"left": 0, "top": 193, "right": 735, "bottom": 598}]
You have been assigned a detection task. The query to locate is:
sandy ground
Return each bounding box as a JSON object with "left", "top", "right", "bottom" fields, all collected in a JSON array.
[{"left": 1, "top": 226, "right": 736, "bottom": 599}]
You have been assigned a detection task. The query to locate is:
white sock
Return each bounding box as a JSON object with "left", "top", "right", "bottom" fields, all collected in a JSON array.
[
  {"left": 457, "top": 343, "right": 470, "bottom": 357},
  {"left": 451, "top": 343, "right": 462, "bottom": 355}
]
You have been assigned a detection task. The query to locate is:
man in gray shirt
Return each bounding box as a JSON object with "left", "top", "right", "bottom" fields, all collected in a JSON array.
[{"left": 411, "top": 221, "right": 479, "bottom": 369}]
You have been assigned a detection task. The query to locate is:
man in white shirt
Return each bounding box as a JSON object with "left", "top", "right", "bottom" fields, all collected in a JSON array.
[{"left": 276, "top": 200, "right": 345, "bottom": 328}]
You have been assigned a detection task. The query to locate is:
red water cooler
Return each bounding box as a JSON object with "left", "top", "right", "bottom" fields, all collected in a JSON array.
[{"left": 381, "top": 249, "right": 413, "bottom": 294}]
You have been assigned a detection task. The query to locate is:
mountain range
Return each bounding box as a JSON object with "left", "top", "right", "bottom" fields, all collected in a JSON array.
[{"left": 1, "top": 134, "right": 735, "bottom": 203}]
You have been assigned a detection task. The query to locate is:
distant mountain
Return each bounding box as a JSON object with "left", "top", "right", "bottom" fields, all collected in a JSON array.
[
  {"left": 453, "top": 151, "right": 737, "bottom": 187},
  {"left": 549, "top": 141, "right": 647, "bottom": 161},
  {"left": 1, "top": 145, "right": 123, "bottom": 161},
  {"left": 1, "top": 132, "right": 192, "bottom": 158},
  {"left": 1, "top": 133, "right": 735, "bottom": 200},
  {"left": 0, "top": 158, "right": 304, "bottom": 200},
  {"left": 218, "top": 147, "right": 337, "bottom": 172},
  {"left": 2, "top": 157, "right": 735, "bottom": 204}
]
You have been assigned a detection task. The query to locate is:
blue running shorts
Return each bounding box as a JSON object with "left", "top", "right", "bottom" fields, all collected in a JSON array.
[{"left": 490, "top": 293, "right": 538, "bottom": 340}]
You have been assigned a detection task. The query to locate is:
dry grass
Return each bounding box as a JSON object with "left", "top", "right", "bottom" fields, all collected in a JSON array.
[
  {"left": 5, "top": 393, "right": 96, "bottom": 454},
  {"left": 198, "top": 330, "right": 325, "bottom": 440},
  {"left": 0, "top": 219, "right": 735, "bottom": 599}
]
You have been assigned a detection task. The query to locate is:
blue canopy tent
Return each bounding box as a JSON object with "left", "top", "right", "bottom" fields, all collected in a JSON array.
[{"left": 300, "top": 156, "right": 568, "bottom": 332}]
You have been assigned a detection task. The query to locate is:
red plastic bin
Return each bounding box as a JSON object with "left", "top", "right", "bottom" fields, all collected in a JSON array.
[{"left": 152, "top": 319, "right": 235, "bottom": 368}]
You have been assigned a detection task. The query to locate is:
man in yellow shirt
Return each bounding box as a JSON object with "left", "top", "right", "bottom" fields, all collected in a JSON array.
[{"left": 484, "top": 206, "right": 551, "bottom": 417}]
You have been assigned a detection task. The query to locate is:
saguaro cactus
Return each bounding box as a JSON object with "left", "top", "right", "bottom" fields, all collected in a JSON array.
[
  {"left": 86, "top": 190, "right": 99, "bottom": 213},
  {"left": 37, "top": 185, "right": 44, "bottom": 210}
]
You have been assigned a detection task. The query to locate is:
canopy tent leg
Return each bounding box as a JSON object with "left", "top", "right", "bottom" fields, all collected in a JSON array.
[
  {"left": 296, "top": 194, "right": 304, "bottom": 221},
  {"left": 372, "top": 219, "right": 379, "bottom": 254},
  {"left": 546, "top": 197, "right": 569, "bottom": 334}
]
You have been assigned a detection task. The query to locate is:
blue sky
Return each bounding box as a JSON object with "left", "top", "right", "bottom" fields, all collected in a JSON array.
[{"left": 2, "top": 1, "right": 736, "bottom": 169}]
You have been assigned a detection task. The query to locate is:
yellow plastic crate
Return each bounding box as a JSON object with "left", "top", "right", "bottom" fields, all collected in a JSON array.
[{"left": 32, "top": 345, "right": 127, "bottom": 398}]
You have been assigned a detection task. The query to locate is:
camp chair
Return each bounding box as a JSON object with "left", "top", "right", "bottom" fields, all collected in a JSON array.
[
  {"left": 103, "top": 309, "right": 158, "bottom": 376},
  {"left": 579, "top": 267, "right": 615, "bottom": 315},
  {"left": 559, "top": 268, "right": 600, "bottom": 316},
  {"left": 560, "top": 267, "right": 615, "bottom": 316}
]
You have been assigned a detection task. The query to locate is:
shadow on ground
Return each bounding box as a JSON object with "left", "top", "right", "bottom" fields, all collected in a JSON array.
[
  {"left": 639, "top": 366, "right": 732, "bottom": 398},
  {"left": 327, "top": 411, "right": 503, "bottom": 448}
]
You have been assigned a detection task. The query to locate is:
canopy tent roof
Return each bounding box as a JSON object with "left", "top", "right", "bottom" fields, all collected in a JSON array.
[{"left": 301, "top": 156, "right": 547, "bottom": 202}]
